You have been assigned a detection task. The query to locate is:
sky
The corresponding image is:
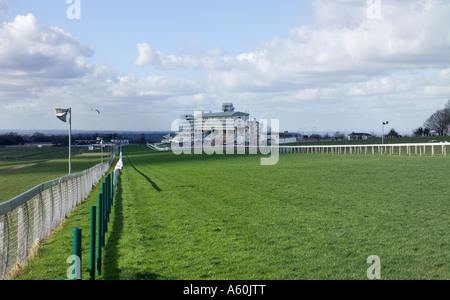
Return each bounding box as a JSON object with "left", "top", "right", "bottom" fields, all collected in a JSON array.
[{"left": 0, "top": 0, "right": 450, "bottom": 135}]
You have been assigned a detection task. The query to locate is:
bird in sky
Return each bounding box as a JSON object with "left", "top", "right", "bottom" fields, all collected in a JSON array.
[{"left": 91, "top": 109, "right": 101, "bottom": 116}]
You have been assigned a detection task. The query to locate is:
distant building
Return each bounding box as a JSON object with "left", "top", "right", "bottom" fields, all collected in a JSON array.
[
  {"left": 24, "top": 142, "right": 55, "bottom": 148},
  {"left": 279, "top": 137, "right": 297, "bottom": 144},
  {"left": 348, "top": 132, "right": 372, "bottom": 141},
  {"left": 178, "top": 103, "right": 260, "bottom": 146},
  {"left": 75, "top": 139, "right": 97, "bottom": 145},
  {"left": 111, "top": 139, "right": 130, "bottom": 146}
]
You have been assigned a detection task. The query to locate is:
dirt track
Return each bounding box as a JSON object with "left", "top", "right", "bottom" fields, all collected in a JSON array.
[{"left": 0, "top": 164, "right": 35, "bottom": 174}]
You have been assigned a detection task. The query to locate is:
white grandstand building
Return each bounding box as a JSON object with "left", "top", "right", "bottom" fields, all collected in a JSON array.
[{"left": 178, "top": 103, "right": 260, "bottom": 146}]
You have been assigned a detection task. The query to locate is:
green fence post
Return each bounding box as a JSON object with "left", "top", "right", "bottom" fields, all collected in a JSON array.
[
  {"left": 103, "top": 182, "right": 108, "bottom": 234},
  {"left": 106, "top": 175, "right": 111, "bottom": 221},
  {"left": 109, "top": 173, "right": 112, "bottom": 207},
  {"left": 73, "top": 227, "right": 82, "bottom": 280},
  {"left": 110, "top": 172, "right": 113, "bottom": 209},
  {"left": 111, "top": 172, "right": 115, "bottom": 205},
  {"left": 90, "top": 206, "right": 96, "bottom": 280},
  {"left": 104, "top": 176, "right": 108, "bottom": 214},
  {"left": 97, "top": 194, "right": 103, "bottom": 276}
]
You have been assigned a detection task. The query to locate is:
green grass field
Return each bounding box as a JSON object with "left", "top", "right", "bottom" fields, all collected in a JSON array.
[
  {"left": 0, "top": 147, "right": 110, "bottom": 203},
  {"left": 16, "top": 144, "right": 449, "bottom": 280}
]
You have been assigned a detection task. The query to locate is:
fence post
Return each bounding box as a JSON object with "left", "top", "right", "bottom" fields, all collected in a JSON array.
[
  {"left": 97, "top": 193, "right": 103, "bottom": 276},
  {"left": 105, "top": 175, "right": 109, "bottom": 217},
  {"left": 107, "top": 174, "right": 112, "bottom": 217},
  {"left": 0, "top": 215, "right": 6, "bottom": 279},
  {"left": 89, "top": 206, "right": 96, "bottom": 280},
  {"left": 17, "top": 204, "right": 28, "bottom": 265},
  {"left": 103, "top": 182, "right": 108, "bottom": 235},
  {"left": 73, "top": 227, "right": 82, "bottom": 280},
  {"left": 110, "top": 172, "right": 114, "bottom": 206}
]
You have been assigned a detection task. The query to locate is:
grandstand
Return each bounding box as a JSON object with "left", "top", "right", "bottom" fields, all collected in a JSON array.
[{"left": 177, "top": 103, "right": 260, "bottom": 146}]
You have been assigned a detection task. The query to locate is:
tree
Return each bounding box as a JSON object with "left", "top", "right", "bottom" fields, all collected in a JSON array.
[
  {"left": 424, "top": 108, "right": 450, "bottom": 136},
  {"left": 334, "top": 131, "right": 345, "bottom": 140},
  {"left": 140, "top": 133, "right": 146, "bottom": 144},
  {"left": 387, "top": 128, "right": 399, "bottom": 138},
  {"left": 0, "top": 132, "right": 23, "bottom": 145},
  {"left": 414, "top": 127, "right": 424, "bottom": 137},
  {"left": 32, "top": 132, "right": 46, "bottom": 143},
  {"left": 310, "top": 134, "right": 322, "bottom": 141},
  {"left": 422, "top": 100, "right": 450, "bottom": 136}
]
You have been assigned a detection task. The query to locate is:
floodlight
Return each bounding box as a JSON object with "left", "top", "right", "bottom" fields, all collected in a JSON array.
[{"left": 55, "top": 108, "right": 70, "bottom": 123}]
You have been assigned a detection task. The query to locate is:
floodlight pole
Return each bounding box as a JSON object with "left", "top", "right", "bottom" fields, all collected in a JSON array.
[
  {"left": 55, "top": 107, "right": 72, "bottom": 175},
  {"left": 382, "top": 121, "right": 388, "bottom": 145}
]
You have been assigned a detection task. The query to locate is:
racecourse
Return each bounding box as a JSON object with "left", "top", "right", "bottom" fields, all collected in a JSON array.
[{"left": 14, "top": 144, "right": 450, "bottom": 280}]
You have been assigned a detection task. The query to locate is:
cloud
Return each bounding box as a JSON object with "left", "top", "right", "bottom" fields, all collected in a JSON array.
[
  {"left": 133, "top": 0, "right": 450, "bottom": 95},
  {"left": 202, "top": 0, "right": 450, "bottom": 132},
  {"left": 229, "top": 0, "right": 450, "bottom": 90},
  {"left": 108, "top": 73, "right": 202, "bottom": 99},
  {"left": 3, "top": 1, "right": 450, "bottom": 132},
  {"left": 132, "top": 43, "right": 201, "bottom": 69},
  {"left": 0, "top": 14, "right": 205, "bottom": 131},
  {"left": 132, "top": 43, "right": 238, "bottom": 71},
  {"left": 0, "top": 13, "right": 93, "bottom": 78}
]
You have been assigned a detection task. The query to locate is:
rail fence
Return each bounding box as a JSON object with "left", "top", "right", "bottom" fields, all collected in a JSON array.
[
  {"left": 68, "top": 152, "right": 123, "bottom": 280},
  {"left": 146, "top": 142, "right": 170, "bottom": 151},
  {"left": 148, "top": 141, "right": 449, "bottom": 157},
  {"left": 0, "top": 153, "right": 116, "bottom": 280},
  {"left": 277, "top": 142, "right": 449, "bottom": 156}
]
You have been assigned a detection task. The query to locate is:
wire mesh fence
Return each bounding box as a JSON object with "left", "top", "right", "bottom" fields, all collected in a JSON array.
[{"left": 0, "top": 157, "right": 115, "bottom": 280}]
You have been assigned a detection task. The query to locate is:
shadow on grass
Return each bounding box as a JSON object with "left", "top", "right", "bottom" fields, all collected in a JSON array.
[
  {"left": 103, "top": 171, "right": 161, "bottom": 280},
  {"left": 126, "top": 155, "right": 162, "bottom": 192},
  {"left": 103, "top": 172, "right": 124, "bottom": 280}
]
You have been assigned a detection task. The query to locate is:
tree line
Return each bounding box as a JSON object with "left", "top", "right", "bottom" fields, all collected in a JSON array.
[
  {"left": 414, "top": 100, "right": 450, "bottom": 136},
  {"left": 0, "top": 132, "right": 69, "bottom": 146},
  {"left": 0, "top": 131, "right": 167, "bottom": 146}
]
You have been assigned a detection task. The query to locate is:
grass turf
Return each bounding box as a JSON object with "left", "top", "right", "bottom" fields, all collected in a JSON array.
[
  {"left": 0, "top": 147, "right": 112, "bottom": 203},
  {"left": 17, "top": 145, "right": 449, "bottom": 280}
]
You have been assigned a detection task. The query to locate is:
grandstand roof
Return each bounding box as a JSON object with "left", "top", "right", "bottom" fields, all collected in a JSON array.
[{"left": 202, "top": 111, "right": 249, "bottom": 118}]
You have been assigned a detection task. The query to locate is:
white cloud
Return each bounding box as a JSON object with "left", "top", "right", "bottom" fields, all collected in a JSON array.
[
  {"left": 3, "top": 1, "right": 450, "bottom": 132},
  {"left": 132, "top": 43, "right": 238, "bottom": 71},
  {"left": 0, "top": 14, "right": 205, "bottom": 131},
  {"left": 132, "top": 43, "right": 201, "bottom": 69},
  {"left": 133, "top": 0, "right": 450, "bottom": 94},
  {"left": 0, "top": 13, "right": 93, "bottom": 78},
  {"left": 108, "top": 74, "right": 201, "bottom": 99}
]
